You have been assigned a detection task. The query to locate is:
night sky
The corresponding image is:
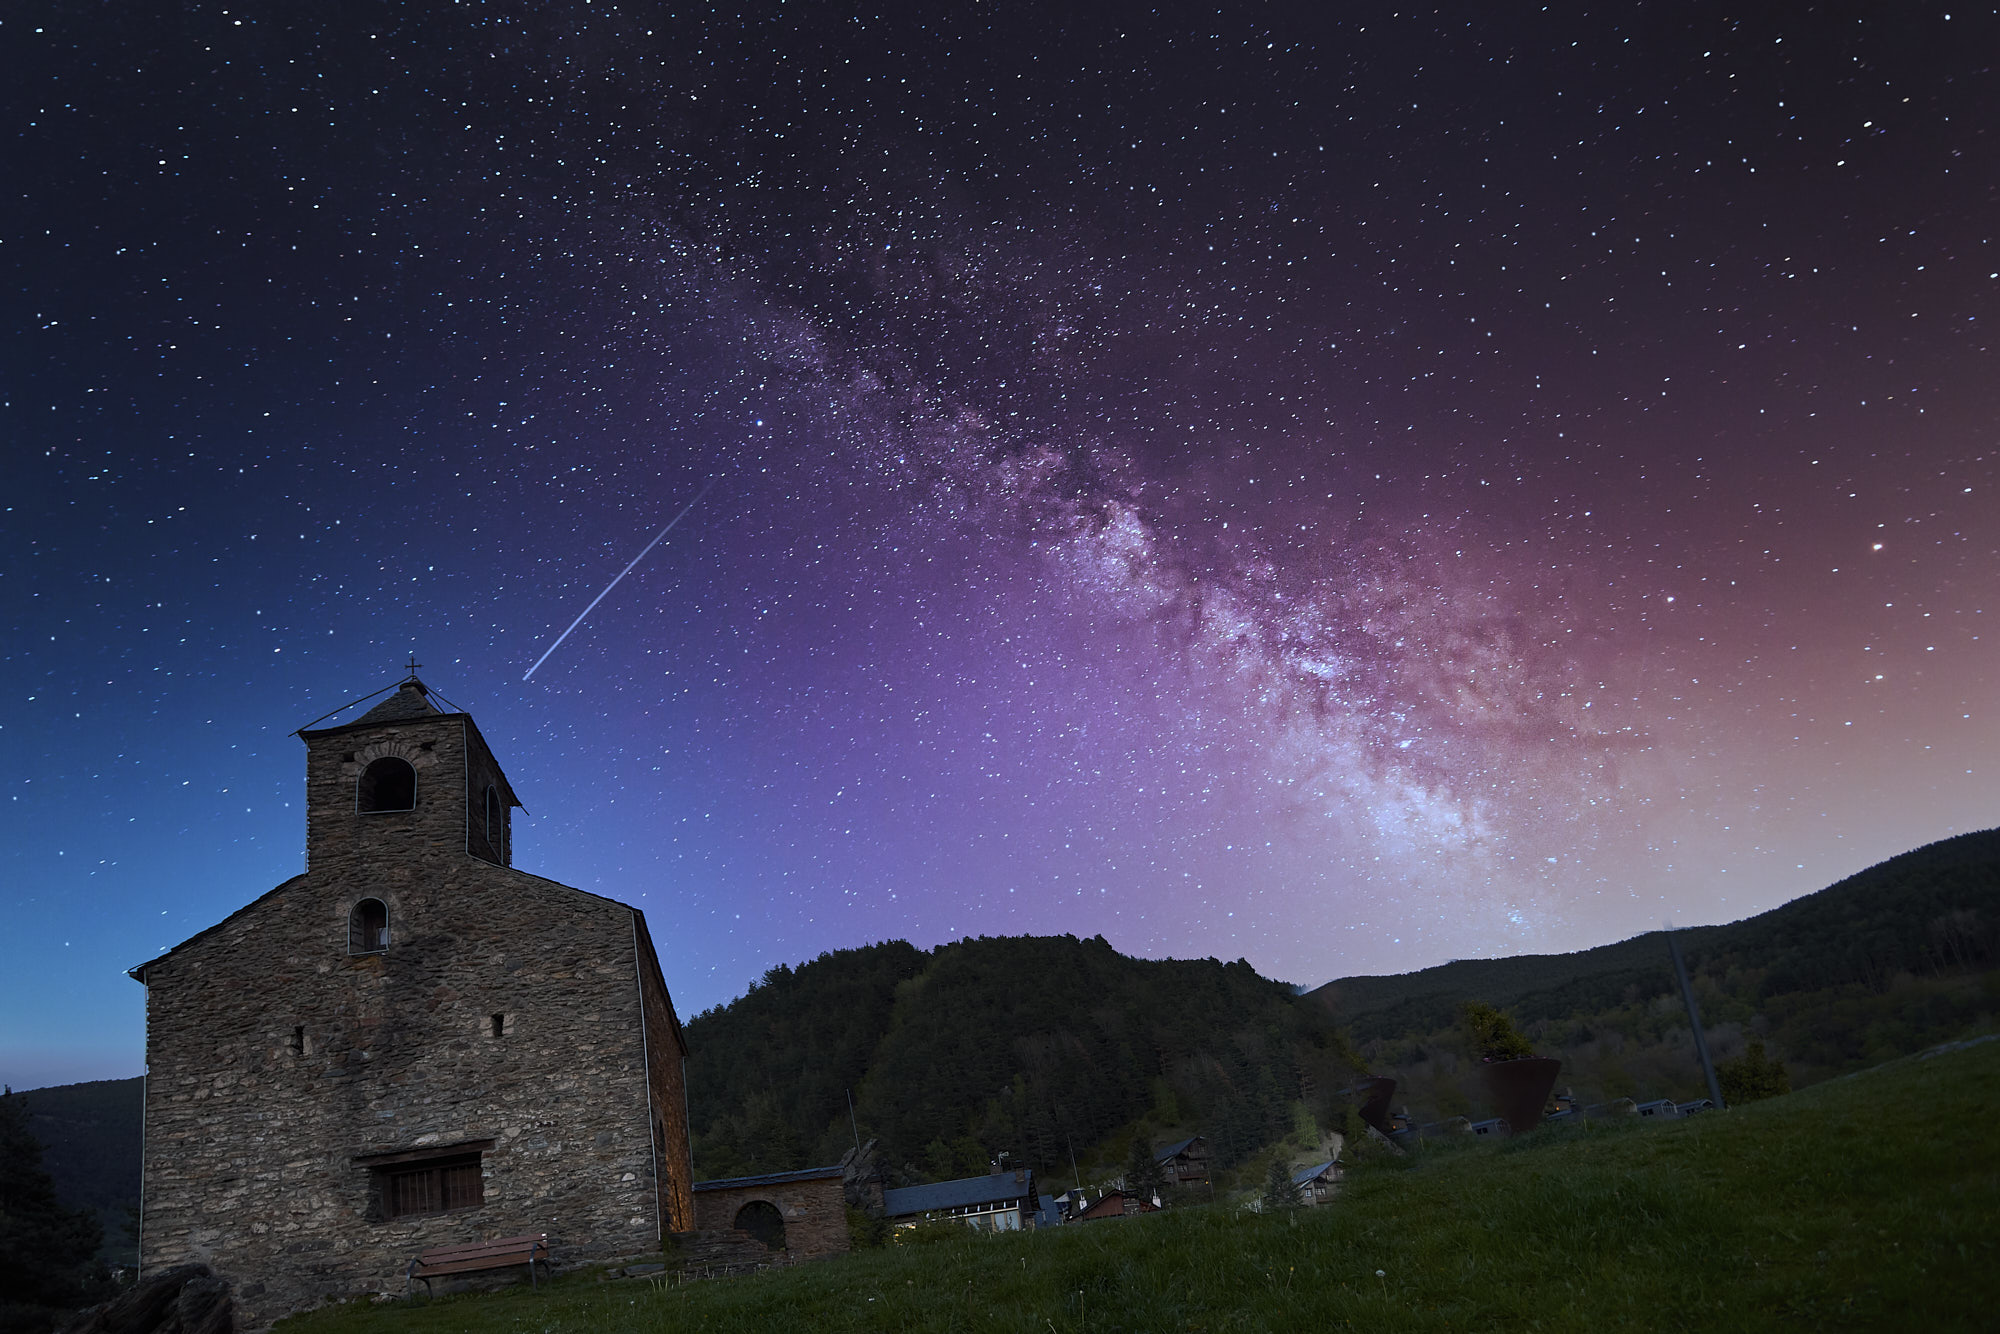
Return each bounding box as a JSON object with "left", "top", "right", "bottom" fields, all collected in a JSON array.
[{"left": 5, "top": 2, "right": 1995, "bottom": 1089}]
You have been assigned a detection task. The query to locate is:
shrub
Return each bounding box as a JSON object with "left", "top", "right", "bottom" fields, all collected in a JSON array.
[
  {"left": 1718, "top": 1040, "right": 1792, "bottom": 1104},
  {"left": 1460, "top": 1001, "right": 1536, "bottom": 1062}
]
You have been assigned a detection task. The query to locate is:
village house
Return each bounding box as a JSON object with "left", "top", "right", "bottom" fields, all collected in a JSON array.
[
  {"left": 1291, "top": 1159, "right": 1343, "bottom": 1205},
  {"left": 129, "top": 677, "right": 694, "bottom": 1327},
  {"left": 1073, "top": 1189, "right": 1160, "bottom": 1222},
  {"left": 882, "top": 1168, "right": 1039, "bottom": 1232},
  {"left": 1152, "top": 1135, "right": 1211, "bottom": 1190}
]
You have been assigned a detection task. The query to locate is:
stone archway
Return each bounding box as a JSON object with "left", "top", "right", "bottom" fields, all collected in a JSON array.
[{"left": 732, "top": 1199, "right": 786, "bottom": 1251}]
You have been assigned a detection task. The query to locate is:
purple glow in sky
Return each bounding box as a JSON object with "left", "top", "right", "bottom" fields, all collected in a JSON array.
[{"left": 4, "top": 2, "right": 1995, "bottom": 1089}]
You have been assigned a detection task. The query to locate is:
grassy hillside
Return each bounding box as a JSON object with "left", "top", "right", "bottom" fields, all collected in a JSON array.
[
  {"left": 1312, "top": 829, "right": 2000, "bottom": 1121},
  {"left": 16, "top": 1077, "right": 143, "bottom": 1267},
  {"left": 275, "top": 1033, "right": 2000, "bottom": 1333}
]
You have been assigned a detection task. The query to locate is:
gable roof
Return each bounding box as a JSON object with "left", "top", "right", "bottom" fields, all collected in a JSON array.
[
  {"left": 353, "top": 681, "right": 441, "bottom": 724},
  {"left": 1155, "top": 1135, "right": 1205, "bottom": 1162},
  {"left": 883, "top": 1170, "right": 1035, "bottom": 1218},
  {"left": 1292, "top": 1160, "right": 1339, "bottom": 1185},
  {"left": 131, "top": 864, "right": 664, "bottom": 986},
  {"left": 1078, "top": 1189, "right": 1159, "bottom": 1218},
  {"left": 694, "top": 1165, "right": 845, "bottom": 1192},
  {"left": 129, "top": 873, "right": 310, "bottom": 983}
]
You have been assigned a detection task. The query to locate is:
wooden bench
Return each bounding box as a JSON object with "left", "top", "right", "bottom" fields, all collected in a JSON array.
[{"left": 406, "top": 1234, "right": 552, "bottom": 1299}]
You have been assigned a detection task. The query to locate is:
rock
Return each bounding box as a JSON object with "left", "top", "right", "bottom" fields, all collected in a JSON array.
[
  {"left": 61, "top": 1264, "right": 231, "bottom": 1334},
  {"left": 168, "top": 1276, "right": 232, "bottom": 1334}
]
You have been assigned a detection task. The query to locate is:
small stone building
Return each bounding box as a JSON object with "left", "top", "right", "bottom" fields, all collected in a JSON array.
[
  {"left": 130, "top": 678, "right": 693, "bottom": 1327},
  {"left": 691, "top": 1166, "right": 852, "bottom": 1261}
]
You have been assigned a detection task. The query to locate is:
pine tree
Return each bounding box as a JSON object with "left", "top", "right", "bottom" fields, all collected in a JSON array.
[
  {"left": 1260, "top": 1155, "right": 1302, "bottom": 1212},
  {"left": 1123, "top": 1136, "right": 1163, "bottom": 1203},
  {"left": 0, "top": 1087, "right": 114, "bottom": 1333}
]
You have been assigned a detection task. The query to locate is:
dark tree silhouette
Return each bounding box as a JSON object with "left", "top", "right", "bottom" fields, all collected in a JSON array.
[
  {"left": 0, "top": 1087, "right": 114, "bottom": 1334},
  {"left": 1260, "top": 1156, "right": 1302, "bottom": 1212}
]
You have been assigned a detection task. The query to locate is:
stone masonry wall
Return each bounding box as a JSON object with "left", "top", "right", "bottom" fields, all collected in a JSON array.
[
  {"left": 635, "top": 926, "right": 694, "bottom": 1233},
  {"left": 305, "top": 714, "right": 473, "bottom": 874},
  {"left": 691, "top": 1176, "right": 851, "bottom": 1261},
  {"left": 460, "top": 723, "right": 512, "bottom": 868},
  {"left": 141, "top": 716, "right": 677, "bottom": 1329}
]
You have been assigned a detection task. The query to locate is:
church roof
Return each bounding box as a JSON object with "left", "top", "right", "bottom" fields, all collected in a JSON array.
[
  {"left": 351, "top": 679, "right": 442, "bottom": 725},
  {"left": 296, "top": 676, "right": 457, "bottom": 741}
]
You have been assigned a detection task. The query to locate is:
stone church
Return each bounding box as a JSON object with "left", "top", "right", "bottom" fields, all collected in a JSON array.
[{"left": 129, "top": 677, "right": 694, "bottom": 1326}]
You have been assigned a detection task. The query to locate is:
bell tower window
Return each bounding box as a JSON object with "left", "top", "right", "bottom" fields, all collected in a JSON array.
[
  {"left": 356, "top": 757, "right": 416, "bottom": 813},
  {"left": 349, "top": 898, "right": 389, "bottom": 954}
]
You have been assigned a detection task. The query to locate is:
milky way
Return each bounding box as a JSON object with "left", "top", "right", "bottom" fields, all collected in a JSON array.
[{"left": 4, "top": 2, "right": 1995, "bottom": 1085}]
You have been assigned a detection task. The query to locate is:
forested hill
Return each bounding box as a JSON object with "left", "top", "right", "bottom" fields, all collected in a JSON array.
[
  {"left": 15, "top": 1077, "right": 144, "bottom": 1265},
  {"left": 683, "top": 935, "right": 1362, "bottom": 1185},
  {"left": 1308, "top": 828, "right": 2000, "bottom": 1046},
  {"left": 690, "top": 834, "right": 2000, "bottom": 1179}
]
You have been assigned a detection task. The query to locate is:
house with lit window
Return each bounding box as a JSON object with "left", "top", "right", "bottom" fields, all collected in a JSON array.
[{"left": 129, "top": 675, "right": 693, "bottom": 1328}]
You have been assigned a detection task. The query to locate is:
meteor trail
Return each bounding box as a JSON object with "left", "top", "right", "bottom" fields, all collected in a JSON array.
[{"left": 523, "top": 478, "right": 716, "bottom": 681}]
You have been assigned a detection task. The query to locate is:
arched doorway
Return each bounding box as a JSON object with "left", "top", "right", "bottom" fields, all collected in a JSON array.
[{"left": 732, "top": 1200, "right": 786, "bottom": 1251}]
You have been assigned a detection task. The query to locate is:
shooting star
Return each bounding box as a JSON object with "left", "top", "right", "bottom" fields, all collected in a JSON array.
[{"left": 523, "top": 478, "right": 717, "bottom": 681}]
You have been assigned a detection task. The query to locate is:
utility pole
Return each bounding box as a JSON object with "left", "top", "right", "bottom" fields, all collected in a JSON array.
[
  {"left": 846, "top": 1088, "right": 862, "bottom": 1154},
  {"left": 1665, "top": 922, "right": 1727, "bottom": 1110}
]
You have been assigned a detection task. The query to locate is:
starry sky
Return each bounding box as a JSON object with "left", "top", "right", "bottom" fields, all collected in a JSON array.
[{"left": 5, "top": 2, "right": 1995, "bottom": 1089}]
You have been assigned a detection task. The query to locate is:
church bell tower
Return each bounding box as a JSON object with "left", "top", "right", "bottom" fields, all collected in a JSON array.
[{"left": 296, "top": 674, "right": 521, "bottom": 871}]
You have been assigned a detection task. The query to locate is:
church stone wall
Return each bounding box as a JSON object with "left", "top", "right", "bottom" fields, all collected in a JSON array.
[
  {"left": 139, "top": 713, "right": 686, "bottom": 1329},
  {"left": 306, "top": 714, "right": 473, "bottom": 874},
  {"left": 636, "top": 927, "right": 694, "bottom": 1233}
]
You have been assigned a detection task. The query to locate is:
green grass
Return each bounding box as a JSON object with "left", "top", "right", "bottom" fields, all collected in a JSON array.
[{"left": 279, "top": 1036, "right": 2000, "bottom": 1332}]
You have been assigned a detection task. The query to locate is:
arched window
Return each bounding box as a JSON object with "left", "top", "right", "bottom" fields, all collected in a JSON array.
[
  {"left": 484, "top": 785, "right": 502, "bottom": 844},
  {"left": 349, "top": 898, "right": 389, "bottom": 953},
  {"left": 356, "top": 757, "right": 416, "bottom": 813},
  {"left": 732, "top": 1200, "right": 786, "bottom": 1251}
]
